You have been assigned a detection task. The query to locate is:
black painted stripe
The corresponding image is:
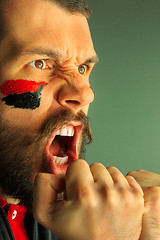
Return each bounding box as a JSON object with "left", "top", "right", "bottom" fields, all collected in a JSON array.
[{"left": 2, "top": 85, "right": 43, "bottom": 109}]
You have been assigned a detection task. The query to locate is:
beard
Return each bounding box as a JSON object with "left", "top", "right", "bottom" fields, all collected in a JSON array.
[{"left": 0, "top": 109, "right": 92, "bottom": 209}]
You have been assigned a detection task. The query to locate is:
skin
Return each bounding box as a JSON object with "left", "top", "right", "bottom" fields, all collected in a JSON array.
[
  {"left": 0, "top": 0, "right": 159, "bottom": 239},
  {"left": 127, "top": 170, "right": 160, "bottom": 239}
]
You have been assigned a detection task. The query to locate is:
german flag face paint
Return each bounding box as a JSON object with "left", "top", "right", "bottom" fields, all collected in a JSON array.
[{"left": 0, "top": 80, "right": 46, "bottom": 109}]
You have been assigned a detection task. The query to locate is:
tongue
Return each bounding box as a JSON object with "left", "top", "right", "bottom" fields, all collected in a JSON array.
[{"left": 49, "top": 138, "right": 66, "bottom": 157}]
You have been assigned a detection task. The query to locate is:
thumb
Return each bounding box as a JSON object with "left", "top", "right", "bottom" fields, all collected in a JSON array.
[{"left": 33, "top": 173, "right": 65, "bottom": 225}]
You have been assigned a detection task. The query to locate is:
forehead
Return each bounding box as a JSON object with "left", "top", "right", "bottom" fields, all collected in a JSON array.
[{"left": 3, "top": 0, "right": 95, "bottom": 63}]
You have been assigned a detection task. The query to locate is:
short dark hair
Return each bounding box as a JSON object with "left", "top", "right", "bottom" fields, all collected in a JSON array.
[
  {"left": 48, "top": 0, "right": 92, "bottom": 18},
  {"left": 0, "top": 0, "right": 91, "bottom": 42}
]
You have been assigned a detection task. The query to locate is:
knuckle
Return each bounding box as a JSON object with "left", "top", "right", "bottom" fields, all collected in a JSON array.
[
  {"left": 120, "top": 188, "right": 143, "bottom": 208},
  {"left": 107, "top": 188, "right": 135, "bottom": 210},
  {"left": 76, "top": 184, "right": 96, "bottom": 208},
  {"left": 102, "top": 185, "right": 144, "bottom": 211},
  {"left": 105, "top": 187, "right": 118, "bottom": 208},
  {"left": 78, "top": 185, "right": 91, "bottom": 198},
  {"left": 107, "top": 166, "right": 118, "bottom": 173},
  {"left": 67, "top": 159, "right": 87, "bottom": 171},
  {"left": 70, "top": 159, "right": 87, "bottom": 168},
  {"left": 125, "top": 175, "right": 135, "bottom": 181},
  {"left": 102, "top": 185, "right": 114, "bottom": 198},
  {"left": 90, "top": 162, "right": 104, "bottom": 169}
]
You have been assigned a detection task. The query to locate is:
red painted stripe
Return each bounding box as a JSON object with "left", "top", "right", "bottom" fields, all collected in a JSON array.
[{"left": 0, "top": 80, "right": 46, "bottom": 95}]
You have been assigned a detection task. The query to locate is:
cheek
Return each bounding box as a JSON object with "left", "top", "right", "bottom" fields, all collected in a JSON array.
[
  {"left": 0, "top": 79, "right": 46, "bottom": 110},
  {"left": 1, "top": 104, "right": 49, "bottom": 132}
]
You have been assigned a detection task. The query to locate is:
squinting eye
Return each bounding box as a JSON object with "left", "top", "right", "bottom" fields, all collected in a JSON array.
[
  {"left": 78, "top": 65, "right": 88, "bottom": 75},
  {"left": 28, "top": 59, "right": 49, "bottom": 70}
]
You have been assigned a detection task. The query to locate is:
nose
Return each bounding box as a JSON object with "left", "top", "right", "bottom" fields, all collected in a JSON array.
[{"left": 57, "top": 76, "right": 94, "bottom": 113}]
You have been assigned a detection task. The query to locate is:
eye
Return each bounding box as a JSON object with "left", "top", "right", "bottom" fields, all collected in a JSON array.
[
  {"left": 78, "top": 64, "right": 88, "bottom": 75},
  {"left": 28, "top": 59, "right": 50, "bottom": 70}
]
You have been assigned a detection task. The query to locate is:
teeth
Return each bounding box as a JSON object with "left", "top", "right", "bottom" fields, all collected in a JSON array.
[
  {"left": 54, "top": 156, "right": 68, "bottom": 165},
  {"left": 68, "top": 126, "right": 74, "bottom": 136},
  {"left": 61, "top": 126, "right": 68, "bottom": 136},
  {"left": 56, "top": 126, "right": 74, "bottom": 137}
]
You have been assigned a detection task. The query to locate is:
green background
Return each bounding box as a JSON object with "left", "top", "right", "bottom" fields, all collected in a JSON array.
[{"left": 85, "top": 0, "right": 160, "bottom": 174}]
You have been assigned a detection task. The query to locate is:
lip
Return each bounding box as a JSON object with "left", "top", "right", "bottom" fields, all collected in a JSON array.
[{"left": 45, "top": 121, "right": 83, "bottom": 175}]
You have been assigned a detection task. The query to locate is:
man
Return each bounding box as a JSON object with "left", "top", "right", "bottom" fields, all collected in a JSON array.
[{"left": 0, "top": 0, "right": 160, "bottom": 239}]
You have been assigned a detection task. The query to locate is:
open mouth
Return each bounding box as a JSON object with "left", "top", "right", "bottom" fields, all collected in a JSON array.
[{"left": 45, "top": 122, "right": 83, "bottom": 175}]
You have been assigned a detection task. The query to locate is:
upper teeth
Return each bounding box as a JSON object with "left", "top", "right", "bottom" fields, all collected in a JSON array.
[{"left": 56, "top": 126, "right": 74, "bottom": 137}]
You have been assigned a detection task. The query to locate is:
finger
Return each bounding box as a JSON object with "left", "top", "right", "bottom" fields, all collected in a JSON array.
[
  {"left": 127, "top": 169, "right": 158, "bottom": 178},
  {"left": 90, "top": 162, "right": 114, "bottom": 186},
  {"left": 107, "top": 166, "right": 129, "bottom": 186},
  {"left": 127, "top": 170, "right": 145, "bottom": 178},
  {"left": 65, "top": 159, "right": 94, "bottom": 201},
  {"left": 127, "top": 170, "right": 160, "bottom": 189},
  {"left": 126, "top": 170, "right": 146, "bottom": 188},
  {"left": 125, "top": 175, "right": 144, "bottom": 195},
  {"left": 33, "top": 173, "right": 65, "bottom": 223}
]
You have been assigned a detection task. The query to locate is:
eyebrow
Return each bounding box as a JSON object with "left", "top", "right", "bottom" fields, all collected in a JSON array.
[
  {"left": 83, "top": 55, "right": 99, "bottom": 65},
  {"left": 18, "top": 48, "right": 62, "bottom": 60},
  {"left": 17, "top": 48, "right": 99, "bottom": 65}
]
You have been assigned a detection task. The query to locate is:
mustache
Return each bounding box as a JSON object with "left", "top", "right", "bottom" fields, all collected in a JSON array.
[{"left": 35, "top": 108, "right": 92, "bottom": 144}]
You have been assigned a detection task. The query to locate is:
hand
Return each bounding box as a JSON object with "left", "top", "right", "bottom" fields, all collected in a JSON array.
[
  {"left": 33, "top": 160, "right": 144, "bottom": 240},
  {"left": 139, "top": 187, "right": 160, "bottom": 240},
  {"left": 127, "top": 170, "right": 160, "bottom": 189},
  {"left": 127, "top": 170, "right": 160, "bottom": 239}
]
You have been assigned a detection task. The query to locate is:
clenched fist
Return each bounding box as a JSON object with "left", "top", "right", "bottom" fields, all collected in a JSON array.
[{"left": 33, "top": 160, "right": 144, "bottom": 240}]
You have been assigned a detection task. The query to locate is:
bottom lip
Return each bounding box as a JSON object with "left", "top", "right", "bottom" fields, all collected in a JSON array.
[{"left": 46, "top": 152, "right": 77, "bottom": 175}]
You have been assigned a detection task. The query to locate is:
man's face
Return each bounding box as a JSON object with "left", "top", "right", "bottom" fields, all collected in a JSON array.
[{"left": 0, "top": 0, "right": 97, "bottom": 206}]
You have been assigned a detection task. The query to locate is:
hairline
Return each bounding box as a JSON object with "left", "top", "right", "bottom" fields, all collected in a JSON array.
[{"left": 46, "top": 0, "right": 91, "bottom": 19}]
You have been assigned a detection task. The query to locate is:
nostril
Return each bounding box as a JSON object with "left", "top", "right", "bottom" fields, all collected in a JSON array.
[
  {"left": 65, "top": 100, "right": 80, "bottom": 107},
  {"left": 65, "top": 100, "right": 79, "bottom": 104}
]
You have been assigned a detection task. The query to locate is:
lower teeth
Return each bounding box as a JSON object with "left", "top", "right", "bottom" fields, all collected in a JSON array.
[{"left": 53, "top": 156, "right": 68, "bottom": 165}]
